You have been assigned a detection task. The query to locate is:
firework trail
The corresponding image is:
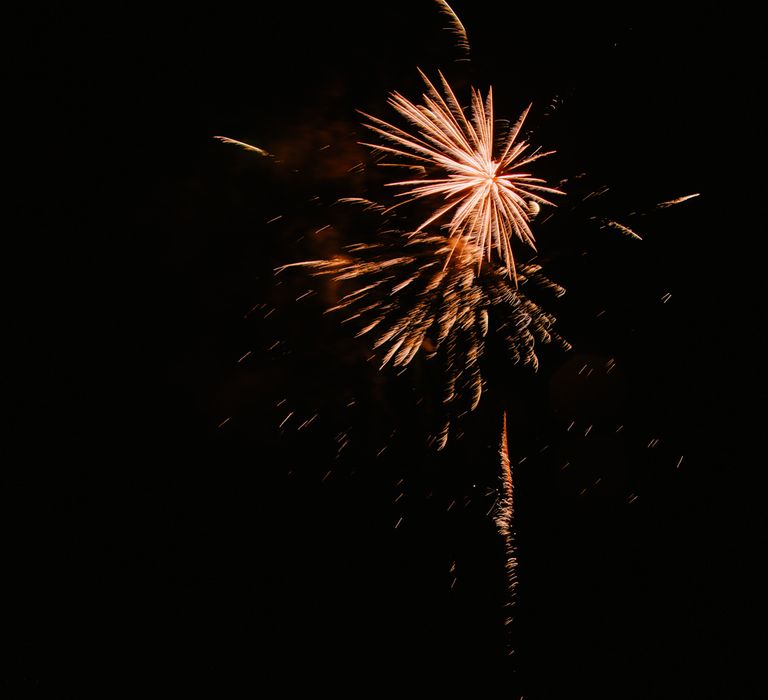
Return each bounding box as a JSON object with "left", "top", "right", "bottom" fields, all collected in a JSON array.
[
  {"left": 433, "top": 0, "right": 471, "bottom": 58},
  {"left": 360, "top": 72, "right": 563, "bottom": 282},
  {"left": 654, "top": 193, "right": 700, "bottom": 209},
  {"left": 591, "top": 191, "right": 700, "bottom": 241},
  {"left": 278, "top": 231, "right": 569, "bottom": 448},
  {"left": 495, "top": 411, "right": 518, "bottom": 647},
  {"left": 213, "top": 135, "right": 272, "bottom": 157}
]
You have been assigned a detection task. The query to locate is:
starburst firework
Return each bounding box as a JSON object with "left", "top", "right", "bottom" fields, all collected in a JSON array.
[{"left": 361, "top": 72, "right": 563, "bottom": 281}]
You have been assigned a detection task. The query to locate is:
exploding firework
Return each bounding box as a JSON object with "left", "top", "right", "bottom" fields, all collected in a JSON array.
[
  {"left": 279, "top": 230, "right": 569, "bottom": 448},
  {"left": 360, "top": 72, "right": 563, "bottom": 282}
]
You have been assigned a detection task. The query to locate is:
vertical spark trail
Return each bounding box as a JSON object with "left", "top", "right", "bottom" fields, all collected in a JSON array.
[{"left": 495, "top": 411, "right": 518, "bottom": 649}]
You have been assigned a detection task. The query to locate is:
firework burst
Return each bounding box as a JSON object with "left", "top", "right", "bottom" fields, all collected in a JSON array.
[
  {"left": 360, "top": 72, "right": 563, "bottom": 282},
  {"left": 280, "top": 231, "right": 569, "bottom": 448}
]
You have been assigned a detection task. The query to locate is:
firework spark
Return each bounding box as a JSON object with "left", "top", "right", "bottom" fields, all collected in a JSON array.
[
  {"left": 360, "top": 72, "right": 563, "bottom": 282},
  {"left": 495, "top": 412, "right": 518, "bottom": 643},
  {"left": 213, "top": 135, "right": 271, "bottom": 157},
  {"left": 602, "top": 219, "right": 643, "bottom": 241},
  {"left": 655, "top": 192, "right": 700, "bottom": 209},
  {"left": 433, "top": 0, "right": 471, "bottom": 58},
  {"left": 279, "top": 232, "right": 569, "bottom": 448}
]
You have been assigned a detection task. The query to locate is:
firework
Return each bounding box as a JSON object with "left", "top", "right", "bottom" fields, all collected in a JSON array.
[
  {"left": 360, "top": 72, "right": 563, "bottom": 282},
  {"left": 213, "top": 135, "right": 271, "bottom": 157},
  {"left": 495, "top": 412, "right": 518, "bottom": 644},
  {"left": 279, "top": 232, "right": 569, "bottom": 448},
  {"left": 433, "top": 0, "right": 471, "bottom": 58}
]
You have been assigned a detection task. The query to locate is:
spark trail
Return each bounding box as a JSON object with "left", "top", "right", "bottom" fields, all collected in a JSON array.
[
  {"left": 433, "top": 0, "right": 471, "bottom": 58},
  {"left": 495, "top": 411, "right": 518, "bottom": 649},
  {"left": 213, "top": 135, "right": 271, "bottom": 157}
]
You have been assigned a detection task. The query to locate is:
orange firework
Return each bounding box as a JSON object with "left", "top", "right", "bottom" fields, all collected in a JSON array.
[
  {"left": 360, "top": 72, "right": 563, "bottom": 282},
  {"left": 280, "top": 232, "right": 569, "bottom": 448},
  {"left": 495, "top": 412, "right": 518, "bottom": 642}
]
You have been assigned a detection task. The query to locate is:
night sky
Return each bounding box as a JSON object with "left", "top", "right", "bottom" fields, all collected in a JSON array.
[{"left": 7, "top": 4, "right": 764, "bottom": 696}]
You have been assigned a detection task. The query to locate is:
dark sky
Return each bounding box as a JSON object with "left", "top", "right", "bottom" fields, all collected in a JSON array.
[{"left": 6, "top": 3, "right": 764, "bottom": 696}]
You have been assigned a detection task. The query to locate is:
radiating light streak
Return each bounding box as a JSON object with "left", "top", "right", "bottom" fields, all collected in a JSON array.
[{"left": 360, "top": 72, "right": 563, "bottom": 282}]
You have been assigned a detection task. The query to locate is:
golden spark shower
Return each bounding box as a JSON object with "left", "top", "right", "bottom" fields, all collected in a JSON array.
[{"left": 279, "top": 231, "right": 569, "bottom": 448}]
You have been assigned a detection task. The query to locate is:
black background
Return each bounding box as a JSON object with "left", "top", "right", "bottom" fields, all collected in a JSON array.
[{"left": 6, "top": 3, "right": 764, "bottom": 696}]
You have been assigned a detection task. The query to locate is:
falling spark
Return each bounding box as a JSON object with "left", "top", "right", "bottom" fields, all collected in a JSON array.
[
  {"left": 280, "top": 232, "right": 569, "bottom": 446},
  {"left": 603, "top": 219, "right": 643, "bottom": 241},
  {"left": 298, "top": 414, "right": 318, "bottom": 431},
  {"left": 494, "top": 412, "right": 518, "bottom": 647},
  {"left": 213, "top": 135, "right": 271, "bottom": 157},
  {"left": 360, "top": 72, "right": 563, "bottom": 281},
  {"left": 655, "top": 193, "right": 700, "bottom": 209},
  {"left": 433, "top": 0, "right": 471, "bottom": 58}
]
